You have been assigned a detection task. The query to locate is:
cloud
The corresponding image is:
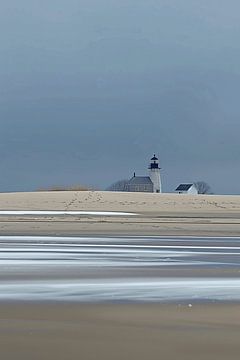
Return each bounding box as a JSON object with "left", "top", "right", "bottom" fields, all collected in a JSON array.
[{"left": 0, "top": 0, "right": 239, "bottom": 193}]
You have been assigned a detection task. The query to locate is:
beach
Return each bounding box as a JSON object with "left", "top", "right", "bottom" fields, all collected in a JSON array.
[
  {"left": 0, "top": 190, "right": 240, "bottom": 359},
  {"left": 0, "top": 190, "right": 240, "bottom": 236}
]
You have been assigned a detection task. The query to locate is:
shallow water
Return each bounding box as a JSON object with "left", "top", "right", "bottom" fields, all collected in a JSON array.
[{"left": 1, "top": 235, "right": 240, "bottom": 302}]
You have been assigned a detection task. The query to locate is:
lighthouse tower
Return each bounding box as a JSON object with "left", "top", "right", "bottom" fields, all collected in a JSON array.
[{"left": 149, "top": 155, "right": 162, "bottom": 193}]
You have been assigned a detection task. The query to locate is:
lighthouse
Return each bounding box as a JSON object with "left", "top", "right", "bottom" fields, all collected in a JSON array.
[{"left": 149, "top": 154, "right": 162, "bottom": 193}]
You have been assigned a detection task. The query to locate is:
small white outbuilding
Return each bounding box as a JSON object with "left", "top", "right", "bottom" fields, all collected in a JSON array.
[{"left": 175, "top": 183, "right": 198, "bottom": 195}]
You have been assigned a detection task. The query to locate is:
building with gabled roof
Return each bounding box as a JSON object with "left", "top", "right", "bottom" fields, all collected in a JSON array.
[
  {"left": 127, "top": 175, "right": 154, "bottom": 193},
  {"left": 175, "top": 183, "right": 198, "bottom": 195}
]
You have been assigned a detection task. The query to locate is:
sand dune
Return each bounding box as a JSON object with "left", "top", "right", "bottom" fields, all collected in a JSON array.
[
  {"left": 0, "top": 190, "right": 240, "bottom": 214},
  {"left": 0, "top": 191, "right": 240, "bottom": 236}
]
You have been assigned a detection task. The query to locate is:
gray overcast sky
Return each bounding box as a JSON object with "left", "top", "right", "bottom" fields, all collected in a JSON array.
[{"left": 0, "top": 0, "right": 240, "bottom": 194}]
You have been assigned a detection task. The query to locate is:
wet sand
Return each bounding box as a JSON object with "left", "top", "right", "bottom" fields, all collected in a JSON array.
[
  {"left": 1, "top": 303, "right": 240, "bottom": 360},
  {"left": 0, "top": 235, "right": 240, "bottom": 358}
]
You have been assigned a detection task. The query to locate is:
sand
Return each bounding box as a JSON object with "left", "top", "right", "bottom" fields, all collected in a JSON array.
[
  {"left": 0, "top": 303, "right": 240, "bottom": 360},
  {"left": 1, "top": 190, "right": 240, "bottom": 213},
  {"left": 0, "top": 190, "right": 240, "bottom": 236},
  {"left": 1, "top": 190, "right": 240, "bottom": 359}
]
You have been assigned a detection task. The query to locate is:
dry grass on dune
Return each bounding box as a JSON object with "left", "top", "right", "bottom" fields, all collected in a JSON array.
[{"left": 36, "top": 184, "right": 91, "bottom": 192}]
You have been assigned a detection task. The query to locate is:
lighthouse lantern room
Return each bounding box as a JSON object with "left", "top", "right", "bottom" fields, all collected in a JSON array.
[{"left": 149, "top": 155, "right": 162, "bottom": 193}]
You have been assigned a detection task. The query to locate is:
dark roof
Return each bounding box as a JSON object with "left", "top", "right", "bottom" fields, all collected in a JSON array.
[
  {"left": 128, "top": 176, "right": 153, "bottom": 185},
  {"left": 151, "top": 154, "right": 158, "bottom": 161},
  {"left": 175, "top": 184, "right": 194, "bottom": 191}
]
